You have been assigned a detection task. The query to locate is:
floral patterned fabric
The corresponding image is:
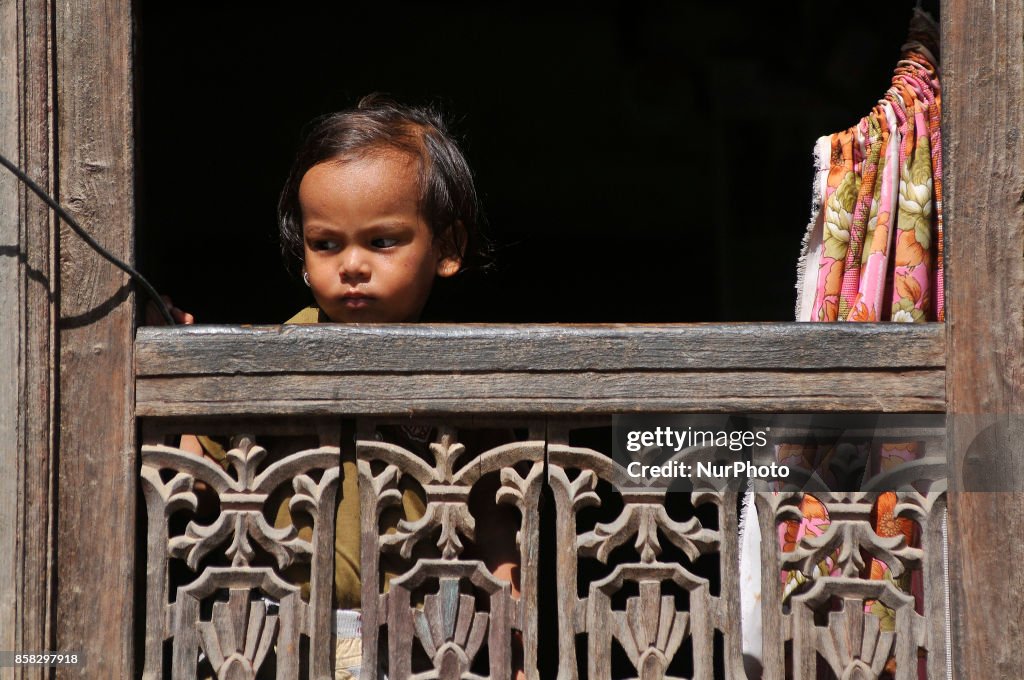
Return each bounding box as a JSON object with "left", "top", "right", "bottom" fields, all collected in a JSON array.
[
  {"left": 788, "top": 27, "right": 942, "bottom": 599},
  {"left": 782, "top": 17, "right": 941, "bottom": 677},
  {"left": 740, "top": 12, "right": 942, "bottom": 676},
  {"left": 797, "top": 40, "right": 944, "bottom": 323}
]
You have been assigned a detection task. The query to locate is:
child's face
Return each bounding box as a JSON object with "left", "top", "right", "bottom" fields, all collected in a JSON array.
[{"left": 299, "top": 150, "right": 459, "bottom": 322}]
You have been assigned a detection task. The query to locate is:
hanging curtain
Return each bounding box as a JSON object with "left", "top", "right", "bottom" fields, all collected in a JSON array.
[
  {"left": 741, "top": 11, "right": 942, "bottom": 678},
  {"left": 788, "top": 6, "right": 942, "bottom": 612},
  {"left": 796, "top": 11, "right": 943, "bottom": 323}
]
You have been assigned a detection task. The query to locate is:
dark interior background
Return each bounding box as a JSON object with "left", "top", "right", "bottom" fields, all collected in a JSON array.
[{"left": 136, "top": 0, "right": 939, "bottom": 324}]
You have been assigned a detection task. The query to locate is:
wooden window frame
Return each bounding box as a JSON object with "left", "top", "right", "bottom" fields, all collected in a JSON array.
[{"left": 1, "top": 0, "right": 1021, "bottom": 676}]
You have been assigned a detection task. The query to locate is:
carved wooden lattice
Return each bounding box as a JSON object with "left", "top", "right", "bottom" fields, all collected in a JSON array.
[
  {"left": 139, "top": 418, "right": 948, "bottom": 680},
  {"left": 357, "top": 422, "right": 546, "bottom": 679},
  {"left": 753, "top": 429, "right": 948, "bottom": 680},
  {"left": 141, "top": 423, "right": 340, "bottom": 680},
  {"left": 547, "top": 424, "right": 746, "bottom": 680}
]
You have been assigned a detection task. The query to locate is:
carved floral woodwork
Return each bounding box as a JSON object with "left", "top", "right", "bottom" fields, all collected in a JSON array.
[
  {"left": 139, "top": 420, "right": 947, "bottom": 680},
  {"left": 141, "top": 429, "right": 340, "bottom": 679},
  {"left": 755, "top": 485, "right": 947, "bottom": 680},
  {"left": 547, "top": 431, "right": 744, "bottom": 680},
  {"left": 357, "top": 424, "right": 545, "bottom": 680}
]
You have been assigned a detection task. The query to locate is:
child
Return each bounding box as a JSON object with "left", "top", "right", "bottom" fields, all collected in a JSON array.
[
  {"left": 172, "top": 96, "right": 519, "bottom": 679},
  {"left": 278, "top": 95, "right": 510, "bottom": 679}
]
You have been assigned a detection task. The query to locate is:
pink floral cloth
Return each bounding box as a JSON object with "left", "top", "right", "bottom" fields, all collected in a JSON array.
[
  {"left": 797, "top": 45, "right": 943, "bottom": 323},
  {"left": 743, "top": 15, "right": 943, "bottom": 676},
  {"left": 784, "top": 19, "right": 942, "bottom": 678}
]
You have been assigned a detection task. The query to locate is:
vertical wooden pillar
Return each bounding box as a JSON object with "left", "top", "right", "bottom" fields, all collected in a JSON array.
[
  {"left": 53, "top": 0, "right": 136, "bottom": 676},
  {"left": 1, "top": 0, "right": 59, "bottom": 678},
  {"left": 943, "top": 0, "right": 1024, "bottom": 677},
  {"left": 0, "top": 0, "right": 14, "bottom": 657}
]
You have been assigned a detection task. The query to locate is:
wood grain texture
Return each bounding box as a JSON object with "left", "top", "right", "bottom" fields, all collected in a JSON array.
[
  {"left": 0, "top": 0, "right": 16, "bottom": 653},
  {"left": 136, "top": 324, "right": 946, "bottom": 417},
  {"left": 54, "top": 0, "right": 136, "bottom": 676},
  {"left": 358, "top": 428, "right": 536, "bottom": 679},
  {"left": 944, "top": 0, "right": 1024, "bottom": 678},
  {"left": 136, "top": 369, "right": 945, "bottom": 417},
  {"left": 547, "top": 433, "right": 744, "bottom": 679},
  {"left": 756, "top": 490, "right": 947, "bottom": 680},
  {"left": 140, "top": 433, "right": 340, "bottom": 680},
  {"left": 136, "top": 323, "right": 946, "bottom": 375},
  {"left": 1, "top": 1, "right": 58, "bottom": 677}
]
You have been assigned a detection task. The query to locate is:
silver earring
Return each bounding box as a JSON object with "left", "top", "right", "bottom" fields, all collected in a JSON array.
[{"left": 303, "top": 272, "right": 311, "bottom": 287}]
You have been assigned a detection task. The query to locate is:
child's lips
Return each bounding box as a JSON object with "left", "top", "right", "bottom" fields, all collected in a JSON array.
[{"left": 340, "top": 292, "right": 374, "bottom": 309}]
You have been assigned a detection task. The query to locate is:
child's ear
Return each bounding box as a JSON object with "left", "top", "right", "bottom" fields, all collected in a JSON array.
[
  {"left": 436, "top": 255, "right": 462, "bottom": 278},
  {"left": 435, "top": 220, "right": 467, "bottom": 278}
]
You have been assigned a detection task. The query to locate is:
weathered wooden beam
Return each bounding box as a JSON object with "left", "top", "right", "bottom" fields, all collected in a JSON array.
[
  {"left": 944, "top": 0, "right": 1024, "bottom": 678},
  {"left": 0, "top": 0, "right": 15, "bottom": 654},
  {"left": 135, "top": 324, "right": 945, "bottom": 417},
  {"left": 54, "top": 0, "right": 136, "bottom": 676},
  {"left": 135, "top": 371, "right": 945, "bottom": 416},
  {"left": 0, "top": 0, "right": 58, "bottom": 677},
  {"left": 136, "top": 323, "right": 946, "bottom": 375}
]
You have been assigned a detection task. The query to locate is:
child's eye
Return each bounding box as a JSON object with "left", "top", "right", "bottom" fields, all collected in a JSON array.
[
  {"left": 311, "top": 240, "right": 339, "bottom": 251},
  {"left": 371, "top": 237, "right": 399, "bottom": 249}
]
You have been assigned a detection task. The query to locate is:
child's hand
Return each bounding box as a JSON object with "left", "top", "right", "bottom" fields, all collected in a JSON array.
[
  {"left": 140, "top": 296, "right": 205, "bottom": 491},
  {"left": 144, "top": 295, "right": 195, "bottom": 326}
]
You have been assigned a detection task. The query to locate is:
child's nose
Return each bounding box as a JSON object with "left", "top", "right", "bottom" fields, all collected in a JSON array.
[{"left": 339, "top": 248, "right": 370, "bottom": 281}]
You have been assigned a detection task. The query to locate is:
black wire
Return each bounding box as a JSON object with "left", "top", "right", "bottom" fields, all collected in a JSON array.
[{"left": 0, "top": 150, "right": 175, "bottom": 325}]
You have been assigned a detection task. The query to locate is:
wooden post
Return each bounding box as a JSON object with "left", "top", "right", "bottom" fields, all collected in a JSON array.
[
  {"left": 944, "top": 0, "right": 1024, "bottom": 677},
  {"left": 1, "top": 1, "right": 59, "bottom": 678},
  {"left": 53, "top": 0, "right": 137, "bottom": 676}
]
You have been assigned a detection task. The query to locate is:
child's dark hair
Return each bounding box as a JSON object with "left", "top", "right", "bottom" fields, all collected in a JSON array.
[{"left": 278, "top": 94, "right": 483, "bottom": 276}]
